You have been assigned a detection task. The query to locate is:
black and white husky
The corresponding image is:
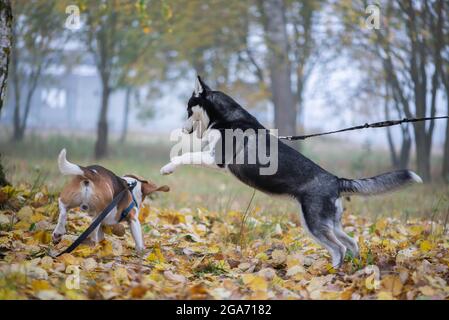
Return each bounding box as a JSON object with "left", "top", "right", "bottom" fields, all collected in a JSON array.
[{"left": 161, "top": 76, "right": 422, "bottom": 267}]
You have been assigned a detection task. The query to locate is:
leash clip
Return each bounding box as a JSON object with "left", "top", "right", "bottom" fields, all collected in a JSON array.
[
  {"left": 127, "top": 180, "right": 137, "bottom": 189},
  {"left": 119, "top": 181, "right": 139, "bottom": 222}
]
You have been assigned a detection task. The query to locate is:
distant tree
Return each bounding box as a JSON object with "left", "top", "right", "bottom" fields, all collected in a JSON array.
[
  {"left": 0, "top": 0, "right": 12, "bottom": 113},
  {"left": 285, "top": 0, "right": 324, "bottom": 133},
  {"left": 258, "top": 0, "right": 297, "bottom": 145},
  {"left": 158, "top": 0, "right": 324, "bottom": 146},
  {"left": 9, "top": 0, "right": 65, "bottom": 141},
  {"left": 0, "top": 0, "right": 12, "bottom": 186},
  {"left": 336, "top": 20, "right": 413, "bottom": 170},
  {"left": 119, "top": 86, "right": 132, "bottom": 143},
  {"left": 384, "top": 82, "right": 412, "bottom": 169},
  {"left": 119, "top": 84, "right": 159, "bottom": 144},
  {"left": 80, "top": 0, "right": 164, "bottom": 158},
  {"left": 116, "top": 31, "right": 166, "bottom": 144},
  {"left": 380, "top": 1, "right": 445, "bottom": 182},
  {"left": 162, "top": 1, "right": 249, "bottom": 87},
  {"left": 337, "top": 0, "right": 446, "bottom": 182},
  {"left": 438, "top": 1, "right": 449, "bottom": 181}
]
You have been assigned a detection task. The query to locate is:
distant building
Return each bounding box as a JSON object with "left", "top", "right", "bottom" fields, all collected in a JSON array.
[{"left": 1, "top": 64, "right": 131, "bottom": 133}]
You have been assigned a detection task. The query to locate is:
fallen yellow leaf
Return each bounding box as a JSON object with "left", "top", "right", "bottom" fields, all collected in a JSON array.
[
  {"left": 30, "top": 213, "right": 47, "bottom": 223},
  {"left": 146, "top": 243, "right": 165, "bottom": 263},
  {"left": 57, "top": 253, "right": 79, "bottom": 266},
  {"left": 112, "top": 267, "right": 130, "bottom": 286},
  {"left": 419, "top": 240, "right": 434, "bottom": 252},
  {"left": 14, "top": 220, "right": 30, "bottom": 230},
  {"left": 419, "top": 285, "right": 436, "bottom": 296},
  {"left": 377, "top": 291, "right": 394, "bottom": 300},
  {"left": 130, "top": 286, "right": 147, "bottom": 298},
  {"left": 321, "top": 291, "right": 342, "bottom": 300},
  {"left": 381, "top": 275, "right": 403, "bottom": 297},
  {"left": 242, "top": 274, "right": 268, "bottom": 292},
  {"left": 17, "top": 206, "right": 33, "bottom": 222},
  {"left": 98, "top": 240, "right": 114, "bottom": 257},
  {"left": 73, "top": 244, "right": 95, "bottom": 258},
  {"left": 33, "top": 230, "right": 51, "bottom": 244},
  {"left": 31, "top": 279, "right": 51, "bottom": 292}
]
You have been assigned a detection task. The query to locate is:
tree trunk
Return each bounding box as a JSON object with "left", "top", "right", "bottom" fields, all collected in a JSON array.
[
  {"left": 0, "top": 0, "right": 12, "bottom": 113},
  {"left": 414, "top": 122, "right": 431, "bottom": 182},
  {"left": 399, "top": 129, "right": 411, "bottom": 169},
  {"left": 10, "top": 19, "right": 40, "bottom": 142},
  {"left": 385, "top": 83, "right": 412, "bottom": 170},
  {"left": 260, "top": 0, "right": 297, "bottom": 148},
  {"left": 296, "top": 79, "right": 304, "bottom": 133},
  {"left": 12, "top": 98, "right": 23, "bottom": 141},
  {"left": 95, "top": 81, "right": 110, "bottom": 159},
  {"left": 439, "top": 0, "right": 449, "bottom": 181},
  {"left": 384, "top": 85, "right": 398, "bottom": 168},
  {"left": 0, "top": 0, "right": 12, "bottom": 186},
  {"left": 295, "top": 79, "right": 305, "bottom": 151},
  {"left": 386, "top": 126, "right": 411, "bottom": 170},
  {"left": 442, "top": 96, "right": 449, "bottom": 182},
  {"left": 10, "top": 18, "right": 22, "bottom": 141},
  {"left": 119, "top": 87, "right": 131, "bottom": 144},
  {"left": 0, "top": 156, "right": 8, "bottom": 187},
  {"left": 386, "top": 126, "right": 397, "bottom": 167},
  {"left": 386, "top": 0, "right": 438, "bottom": 183},
  {"left": 11, "top": 75, "right": 39, "bottom": 141}
]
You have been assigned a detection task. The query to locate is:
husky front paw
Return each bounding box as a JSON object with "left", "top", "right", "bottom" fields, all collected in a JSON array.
[{"left": 160, "top": 162, "right": 176, "bottom": 175}]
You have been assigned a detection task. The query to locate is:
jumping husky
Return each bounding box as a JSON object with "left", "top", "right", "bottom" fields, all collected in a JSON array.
[{"left": 161, "top": 76, "right": 422, "bottom": 267}]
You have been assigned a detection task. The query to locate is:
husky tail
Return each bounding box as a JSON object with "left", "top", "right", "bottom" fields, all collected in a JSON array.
[
  {"left": 338, "top": 170, "right": 422, "bottom": 196},
  {"left": 58, "top": 148, "right": 84, "bottom": 176}
]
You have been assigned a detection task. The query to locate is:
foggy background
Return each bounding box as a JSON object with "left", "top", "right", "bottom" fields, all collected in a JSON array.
[{"left": 1, "top": 0, "right": 448, "bottom": 183}]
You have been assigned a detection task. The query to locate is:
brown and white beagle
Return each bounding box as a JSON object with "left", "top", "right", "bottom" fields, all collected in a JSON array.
[{"left": 53, "top": 149, "right": 169, "bottom": 252}]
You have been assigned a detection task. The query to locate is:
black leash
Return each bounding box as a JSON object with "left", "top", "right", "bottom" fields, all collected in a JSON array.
[
  {"left": 54, "top": 181, "right": 137, "bottom": 257},
  {"left": 278, "top": 115, "right": 449, "bottom": 141}
]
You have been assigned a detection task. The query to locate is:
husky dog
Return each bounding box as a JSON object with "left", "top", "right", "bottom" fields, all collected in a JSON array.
[{"left": 161, "top": 76, "right": 422, "bottom": 267}]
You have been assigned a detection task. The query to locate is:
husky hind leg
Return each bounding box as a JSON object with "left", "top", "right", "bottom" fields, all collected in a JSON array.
[
  {"left": 298, "top": 196, "right": 347, "bottom": 268},
  {"left": 333, "top": 198, "right": 359, "bottom": 257}
]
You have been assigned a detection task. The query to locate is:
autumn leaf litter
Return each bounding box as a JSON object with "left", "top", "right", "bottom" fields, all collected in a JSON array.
[{"left": 0, "top": 183, "right": 448, "bottom": 300}]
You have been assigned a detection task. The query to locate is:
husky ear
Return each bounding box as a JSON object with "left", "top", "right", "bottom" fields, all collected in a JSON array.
[{"left": 194, "top": 75, "right": 211, "bottom": 97}]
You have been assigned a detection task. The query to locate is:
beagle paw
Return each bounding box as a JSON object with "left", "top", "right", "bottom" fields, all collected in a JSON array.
[
  {"left": 52, "top": 228, "right": 66, "bottom": 244},
  {"left": 52, "top": 232, "right": 63, "bottom": 244},
  {"left": 135, "top": 246, "right": 145, "bottom": 255},
  {"left": 82, "top": 238, "right": 97, "bottom": 247}
]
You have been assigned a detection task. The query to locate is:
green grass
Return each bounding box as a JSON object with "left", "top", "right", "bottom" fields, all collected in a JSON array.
[{"left": 1, "top": 133, "right": 448, "bottom": 224}]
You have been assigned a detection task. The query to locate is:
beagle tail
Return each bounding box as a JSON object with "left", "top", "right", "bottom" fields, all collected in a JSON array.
[{"left": 58, "top": 148, "right": 84, "bottom": 176}]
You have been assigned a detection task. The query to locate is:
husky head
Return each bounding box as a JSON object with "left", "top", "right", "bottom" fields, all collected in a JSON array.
[
  {"left": 184, "top": 76, "right": 256, "bottom": 138},
  {"left": 183, "top": 76, "right": 212, "bottom": 138}
]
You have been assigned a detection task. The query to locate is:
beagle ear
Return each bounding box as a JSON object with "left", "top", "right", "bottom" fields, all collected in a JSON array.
[
  {"left": 155, "top": 185, "right": 170, "bottom": 192},
  {"left": 141, "top": 181, "right": 170, "bottom": 196}
]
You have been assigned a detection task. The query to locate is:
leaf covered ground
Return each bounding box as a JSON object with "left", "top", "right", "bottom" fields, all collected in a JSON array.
[{"left": 0, "top": 183, "right": 448, "bottom": 300}]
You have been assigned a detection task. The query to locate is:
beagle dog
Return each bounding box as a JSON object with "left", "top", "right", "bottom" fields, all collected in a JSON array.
[{"left": 53, "top": 149, "right": 169, "bottom": 252}]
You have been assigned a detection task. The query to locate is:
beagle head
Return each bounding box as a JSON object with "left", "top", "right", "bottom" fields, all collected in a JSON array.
[{"left": 123, "top": 174, "right": 170, "bottom": 202}]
